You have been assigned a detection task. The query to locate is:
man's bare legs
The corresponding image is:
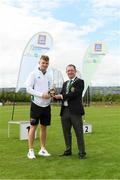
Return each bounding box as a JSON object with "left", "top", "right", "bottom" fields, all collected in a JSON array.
[
  {"left": 28, "top": 125, "right": 37, "bottom": 149},
  {"left": 40, "top": 125, "right": 46, "bottom": 148},
  {"left": 27, "top": 125, "right": 37, "bottom": 159},
  {"left": 38, "top": 124, "right": 51, "bottom": 156}
]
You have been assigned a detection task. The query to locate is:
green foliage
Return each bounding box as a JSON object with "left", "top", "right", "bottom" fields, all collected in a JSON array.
[
  {"left": 0, "top": 91, "right": 31, "bottom": 103},
  {"left": 0, "top": 105, "right": 120, "bottom": 179},
  {"left": 0, "top": 90, "right": 120, "bottom": 104},
  {"left": 91, "top": 93, "right": 120, "bottom": 103},
  {"left": 91, "top": 92, "right": 103, "bottom": 102}
]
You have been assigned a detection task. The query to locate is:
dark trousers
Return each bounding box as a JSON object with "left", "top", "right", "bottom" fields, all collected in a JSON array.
[{"left": 61, "top": 107, "right": 86, "bottom": 155}]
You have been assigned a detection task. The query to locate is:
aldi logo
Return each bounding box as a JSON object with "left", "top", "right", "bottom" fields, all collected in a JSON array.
[
  {"left": 94, "top": 43, "right": 102, "bottom": 52},
  {"left": 38, "top": 35, "right": 46, "bottom": 45}
]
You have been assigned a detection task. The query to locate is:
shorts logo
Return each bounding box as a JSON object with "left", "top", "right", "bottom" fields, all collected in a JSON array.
[{"left": 30, "top": 119, "right": 37, "bottom": 125}]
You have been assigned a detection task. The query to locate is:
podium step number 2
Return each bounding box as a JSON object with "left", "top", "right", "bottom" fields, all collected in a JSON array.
[{"left": 83, "top": 123, "right": 92, "bottom": 133}]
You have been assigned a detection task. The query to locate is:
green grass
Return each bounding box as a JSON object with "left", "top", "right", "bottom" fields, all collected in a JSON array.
[{"left": 0, "top": 104, "right": 120, "bottom": 179}]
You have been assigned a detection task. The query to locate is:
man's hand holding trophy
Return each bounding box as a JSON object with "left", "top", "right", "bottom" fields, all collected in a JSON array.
[{"left": 48, "top": 88, "right": 57, "bottom": 97}]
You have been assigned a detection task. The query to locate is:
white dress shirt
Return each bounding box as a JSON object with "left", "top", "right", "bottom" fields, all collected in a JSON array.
[{"left": 64, "top": 76, "right": 77, "bottom": 106}]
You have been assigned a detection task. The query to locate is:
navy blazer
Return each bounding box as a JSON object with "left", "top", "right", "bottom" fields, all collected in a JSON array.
[{"left": 60, "top": 78, "right": 85, "bottom": 116}]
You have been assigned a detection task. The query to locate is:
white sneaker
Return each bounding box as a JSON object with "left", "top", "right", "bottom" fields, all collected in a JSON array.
[
  {"left": 38, "top": 149, "right": 51, "bottom": 157},
  {"left": 27, "top": 150, "right": 36, "bottom": 159}
]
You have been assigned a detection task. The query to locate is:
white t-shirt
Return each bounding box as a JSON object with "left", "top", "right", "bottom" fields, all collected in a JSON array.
[{"left": 26, "top": 69, "right": 52, "bottom": 107}]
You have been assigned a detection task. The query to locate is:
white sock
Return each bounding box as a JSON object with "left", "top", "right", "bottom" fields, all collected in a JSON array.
[{"left": 29, "top": 148, "right": 34, "bottom": 152}]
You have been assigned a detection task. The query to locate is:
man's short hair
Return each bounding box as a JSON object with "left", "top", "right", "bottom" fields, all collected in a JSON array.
[
  {"left": 40, "top": 55, "right": 49, "bottom": 61},
  {"left": 66, "top": 64, "right": 76, "bottom": 71}
]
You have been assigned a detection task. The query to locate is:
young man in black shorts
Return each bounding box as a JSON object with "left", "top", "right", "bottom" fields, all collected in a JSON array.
[{"left": 26, "top": 55, "right": 52, "bottom": 159}]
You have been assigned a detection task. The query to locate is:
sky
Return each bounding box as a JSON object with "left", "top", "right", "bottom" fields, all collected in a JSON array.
[{"left": 0, "top": 0, "right": 120, "bottom": 88}]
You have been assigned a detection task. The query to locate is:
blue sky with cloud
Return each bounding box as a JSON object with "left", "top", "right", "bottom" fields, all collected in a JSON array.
[{"left": 0, "top": 0, "right": 120, "bottom": 87}]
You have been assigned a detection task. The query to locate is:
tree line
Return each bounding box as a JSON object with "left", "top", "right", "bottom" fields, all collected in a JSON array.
[
  {"left": 0, "top": 91, "right": 120, "bottom": 105},
  {"left": 0, "top": 92, "right": 31, "bottom": 104}
]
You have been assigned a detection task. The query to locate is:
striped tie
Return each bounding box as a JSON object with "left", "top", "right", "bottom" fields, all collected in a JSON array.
[{"left": 67, "top": 80, "right": 72, "bottom": 93}]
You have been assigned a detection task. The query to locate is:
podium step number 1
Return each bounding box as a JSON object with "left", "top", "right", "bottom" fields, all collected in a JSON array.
[{"left": 8, "top": 121, "right": 37, "bottom": 140}]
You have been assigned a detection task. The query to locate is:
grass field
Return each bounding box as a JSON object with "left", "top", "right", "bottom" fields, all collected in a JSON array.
[{"left": 0, "top": 104, "right": 120, "bottom": 179}]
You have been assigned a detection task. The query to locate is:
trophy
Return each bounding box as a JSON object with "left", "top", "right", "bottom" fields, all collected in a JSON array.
[
  {"left": 49, "top": 88, "right": 57, "bottom": 97},
  {"left": 47, "top": 68, "right": 64, "bottom": 98}
]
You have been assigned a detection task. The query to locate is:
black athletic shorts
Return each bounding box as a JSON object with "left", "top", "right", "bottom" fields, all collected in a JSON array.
[{"left": 30, "top": 102, "right": 51, "bottom": 126}]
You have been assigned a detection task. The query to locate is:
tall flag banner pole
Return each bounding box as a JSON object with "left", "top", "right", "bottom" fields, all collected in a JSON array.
[
  {"left": 16, "top": 32, "right": 53, "bottom": 92},
  {"left": 82, "top": 41, "right": 108, "bottom": 96},
  {"left": 11, "top": 32, "right": 53, "bottom": 121}
]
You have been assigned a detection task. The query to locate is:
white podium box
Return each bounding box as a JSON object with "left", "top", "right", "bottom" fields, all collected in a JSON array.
[
  {"left": 83, "top": 123, "right": 92, "bottom": 133},
  {"left": 8, "top": 121, "right": 37, "bottom": 140}
]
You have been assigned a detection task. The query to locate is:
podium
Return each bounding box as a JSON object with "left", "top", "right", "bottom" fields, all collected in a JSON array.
[
  {"left": 8, "top": 121, "right": 92, "bottom": 140},
  {"left": 8, "top": 121, "right": 37, "bottom": 140}
]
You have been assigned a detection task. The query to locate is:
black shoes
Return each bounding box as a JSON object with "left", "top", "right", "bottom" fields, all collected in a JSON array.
[
  {"left": 79, "top": 152, "right": 86, "bottom": 159},
  {"left": 59, "top": 150, "right": 87, "bottom": 159},
  {"left": 59, "top": 149, "right": 72, "bottom": 156}
]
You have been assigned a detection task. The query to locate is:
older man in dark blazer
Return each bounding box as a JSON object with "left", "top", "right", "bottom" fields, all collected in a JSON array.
[{"left": 54, "top": 64, "right": 86, "bottom": 159}]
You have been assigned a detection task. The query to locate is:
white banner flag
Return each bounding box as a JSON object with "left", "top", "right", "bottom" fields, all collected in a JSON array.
[
  {"left": 82, "top": 41, "right": 108, "bottom": 96},
  {"left": 16, "top": 32, "right": 53, "bottom": 92}
]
